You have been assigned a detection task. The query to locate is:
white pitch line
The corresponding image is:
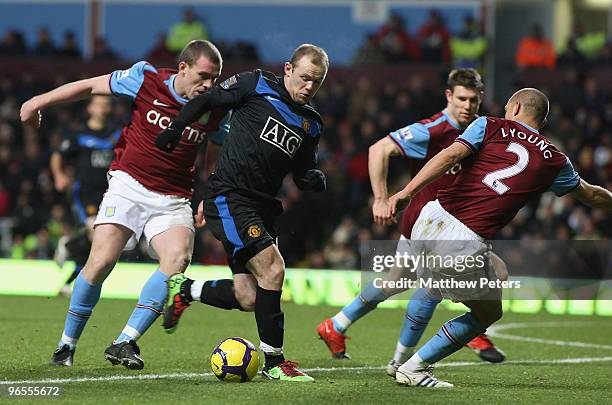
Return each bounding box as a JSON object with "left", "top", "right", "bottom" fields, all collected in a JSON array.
[
  {"left": 3, "top": 321, "right": 611, "bottom": 386},
  {"left": 487, "top": 322, "right": 612, "bottom": 350},
  {"left": 2, "top": 357, "right": 612, "bottom": 385}
]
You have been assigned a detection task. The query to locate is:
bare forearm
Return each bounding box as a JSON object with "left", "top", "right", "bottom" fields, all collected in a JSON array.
[
  {"left": 33, "top": 75, "right": 111, "bottom": 109},
  {"left": 368, "top": 145, "right": 390, "bottom": 200},
  {"left": 401, "top": 150, "right": 457, "bottom": 198},
  {"left": 587, "top": 185, "right": 612, "bottom": 209},
  {"left": 570, "top": 180, "right": 612, "bottom": 210}
]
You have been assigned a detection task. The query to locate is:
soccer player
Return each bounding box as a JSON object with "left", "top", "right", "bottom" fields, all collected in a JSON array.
[
  {"left": 20, "top": 40, "right": 229, "bottom": 369},
  {"left": 50, "top": 96, "right": 120, "bottom": 295},
  {"left": 388, "top": 88, "right": 612, "bottom": 387},
  {"left": 317, "top": 69, "right": 505, "bottom": 371},
  {"left": 156, "top": 44, "right": 329, "bottom": 382}
]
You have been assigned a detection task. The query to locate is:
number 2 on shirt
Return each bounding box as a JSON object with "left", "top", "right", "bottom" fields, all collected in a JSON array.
[{"left": 482, "top": 142, "right": 529, "bottom": 195}]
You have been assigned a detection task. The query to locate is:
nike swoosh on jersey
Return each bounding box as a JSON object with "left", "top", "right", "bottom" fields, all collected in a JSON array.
[{"left": 153, "top": 99, "right": 171, "bottom": 107}]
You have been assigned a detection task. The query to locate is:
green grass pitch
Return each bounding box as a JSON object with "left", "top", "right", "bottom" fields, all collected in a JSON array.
[{"left": 1, "top": 296, "right": 611, "bottom": 404}]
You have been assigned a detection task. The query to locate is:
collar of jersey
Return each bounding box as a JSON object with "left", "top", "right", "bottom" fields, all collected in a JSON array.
[
  {"left": 442, "top": 109, "right": 461, "bottom": 130},
  {"left": 254, "top": 73, "right": 321, "bottom": 137},
  {"left": 515, "top": 119, "right": 539, "bottom": 134},
  {"left": 258, "top": 75, "right": 292, "bottom": 103},
  {"left": 164, "top": 74, "right": 188, "bottom": 104}
]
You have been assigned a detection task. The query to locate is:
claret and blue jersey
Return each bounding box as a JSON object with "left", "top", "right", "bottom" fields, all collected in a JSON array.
[
  {"left": 440, "top": 116, "right": 581, "bottom": 239},
  {"left": 387, "top": 109, "right": 467, "bottom": 237},
  {"left": 107, "top": 61, "right": 230, "bottom": 198},
  {"left": 388, "top": 110, "right": 462, "bottom": 162}
]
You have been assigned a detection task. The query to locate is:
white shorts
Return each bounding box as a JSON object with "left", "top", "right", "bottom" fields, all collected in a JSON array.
[
  {"left": 405, "top": 199, "right": 493, "bottom": 301},
  {"left": 94, "top": 170, "right": 195, "bottom": 258}
]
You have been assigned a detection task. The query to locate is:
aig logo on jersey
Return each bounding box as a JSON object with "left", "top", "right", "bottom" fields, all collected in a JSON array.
[{"left": 259, "top": 116, "right": 302, "bottom": 157}]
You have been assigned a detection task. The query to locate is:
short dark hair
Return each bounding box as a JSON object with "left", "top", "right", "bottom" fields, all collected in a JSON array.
[
  {"left": 289, "top": 43, "right": 329, "bottom": 71},
  {"left": 177, "top": 40, "right": 222, "bottom": 67},
  {"left": 509, "top": 88, "right": 549, "bottom": 125},
  {"left": 447, "top": 68, "right": 484, "bottom": 92}
]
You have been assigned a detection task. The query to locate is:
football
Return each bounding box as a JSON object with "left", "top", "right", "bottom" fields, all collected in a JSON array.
[{"left": 210, "top": 337, "right": 260, "bottom": 382}]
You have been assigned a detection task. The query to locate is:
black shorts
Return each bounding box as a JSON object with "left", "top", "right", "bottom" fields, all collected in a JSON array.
[
  {"left": 71, "top": 181, "right": 105, "bottom": 225},
  {"left": 204, "top": 194, "right": 278, "bottom": 275}
]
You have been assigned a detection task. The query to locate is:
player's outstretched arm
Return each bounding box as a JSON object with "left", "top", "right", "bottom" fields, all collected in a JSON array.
[
  {"left": 156, "top": 73, "right": 255, "bottom": 152},
  {"left": 20, "top": 75, "right": 112, "bottom": 128},
  {"left": 569, "top": 179, "right": 612, "bottom": 210},
  {"left": 155, "top": 92, "right": 219, "bottom": 152},
  {"left": 388, "top": 141, "right": 471, "bottom": 216},
  {"left": 369, "top": 137, "right": 402, "bottom": 225}
]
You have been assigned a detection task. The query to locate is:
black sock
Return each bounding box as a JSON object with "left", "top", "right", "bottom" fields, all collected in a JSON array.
[
  {"left": 264, "top": 353, "right": 285, "bottom": 369},
  {"left": 255, "top": 286, "right": 285, "bottom": 368},
  {"left": 200, "top": 279, "right": 244, "bottom": 311}
]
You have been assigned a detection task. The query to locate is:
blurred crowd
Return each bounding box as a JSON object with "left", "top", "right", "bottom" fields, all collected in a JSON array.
[
  {"left": 0, "top": 28, "right": 93, "bottom": 60},
  {"left": 516, "top": 22, "right": 610, "bottom": 69},
  {"left": 0, "top": 7, "right": 260, "bottom": 63},
  {"left": 2, "top": 8, "right": 610, "bottom": 71},
  {"left": 353, "top": 11, "right": 465, "bottom": 66},
  {"left": 0, "top": 60, "right": 609, "bottom": 269},
  {"left": 354, "top": 11, "right": 611, "bottom": 70}
]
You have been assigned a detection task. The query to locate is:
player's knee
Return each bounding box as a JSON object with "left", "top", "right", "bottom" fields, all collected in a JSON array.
[
  {"left": 258, "top": 252, "right": 285, "bottom": 286},
  {"left": 265, "top": 262, "right": 285, "bottom": 288},
  {"left": 491, "top": 253, "right": 508, "bottom": 282},
  {"left": 250, "top": 247, "right": 285, "bottom": 288},
  {"left": 381, "top": 285, "right": 407, "bottom": 297},
  {"left": 161, "top": 250, "right": 191, "bottom": 273},
  {"left": 177, "top": 254, "right": 192, "bottom": 270},
  {"left": 82, "top": 255, "right": 115, "bottom": 283},
  {"left": 381, "top": 286, "right": 394, "bottom": 296}
]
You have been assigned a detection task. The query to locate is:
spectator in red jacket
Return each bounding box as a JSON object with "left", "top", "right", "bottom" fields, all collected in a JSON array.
[
  {"left": 417, "top": 9, "right": 451, "bottom": 63},
  {"left": 375, "top": 13, "right": 420, "bottom": 62}
]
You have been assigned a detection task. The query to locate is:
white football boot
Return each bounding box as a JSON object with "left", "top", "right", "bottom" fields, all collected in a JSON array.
[{"left": 396, "top": 366, "right": 453, "bottom": 388}]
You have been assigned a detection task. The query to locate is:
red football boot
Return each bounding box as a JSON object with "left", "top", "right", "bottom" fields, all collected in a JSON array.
[
  {"left": 316, "top": 319, "right": 350, "bottom": 359},
  {"left": 466, "top": 334, "right": 506, "bottom": 363}
]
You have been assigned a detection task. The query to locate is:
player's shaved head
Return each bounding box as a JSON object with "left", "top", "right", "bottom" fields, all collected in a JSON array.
[
  {"left": 178, "top": 40, "right": 222, "bottom": 67},
  {"left": 175, "top": 40, "right": 223, "bottom": 100},
  {"left": 508, "top": 88, "right": 549, "bottom": 126}
]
